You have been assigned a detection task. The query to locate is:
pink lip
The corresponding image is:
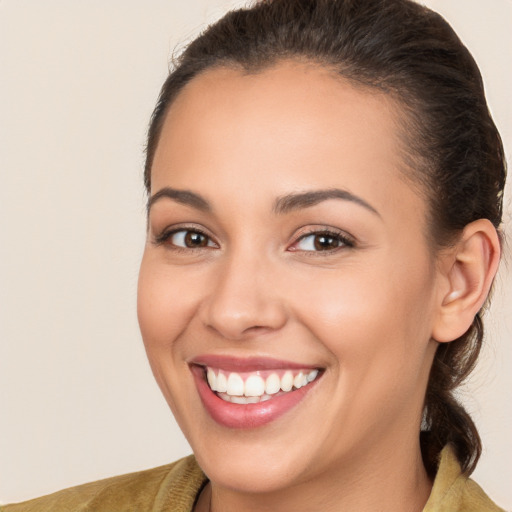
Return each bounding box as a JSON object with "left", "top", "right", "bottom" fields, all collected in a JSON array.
[
  {"left": 190, "top": 354, "right": 318, "bottom": 372},
  {"left": 190, "top": 357, "right": 322, "bottom": 429}
]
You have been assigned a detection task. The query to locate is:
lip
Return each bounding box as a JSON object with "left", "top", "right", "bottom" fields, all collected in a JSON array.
[
  {"left": 190, "top": 354, "right": 319, "bottom": 372},
  {"left": 189, "top": 356, "right": 322, "bottom": 429}
]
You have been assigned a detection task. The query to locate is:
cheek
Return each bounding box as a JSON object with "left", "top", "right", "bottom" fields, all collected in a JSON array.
[
  {"left": 137, "top": 254, "right": 199, "bottom": 355},
  {"left": 287, "top": 259, "right": 436, "bottom": 437},
  {"left": 137, "top": 254, "right": 205, "bottom": 424},
  {"left": 287, "top": 254, "right": 435, "bottom": 371}
]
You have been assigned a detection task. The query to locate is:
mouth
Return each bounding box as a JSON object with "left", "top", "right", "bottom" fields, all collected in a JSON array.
[
  {"left": 206, "top": 366, "right": 320, "bottom": 404},
  {"left": 190, "top": 356, "right": 323, "bottom": 428}
]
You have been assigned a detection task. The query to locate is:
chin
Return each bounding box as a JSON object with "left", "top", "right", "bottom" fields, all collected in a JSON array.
[{"left": 194, "top": 444, "right": 310, "bottom": 494}]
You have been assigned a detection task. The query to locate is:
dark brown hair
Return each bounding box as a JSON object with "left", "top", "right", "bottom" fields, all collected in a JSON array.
[{"left": 144, "top": 0, "right": 506, "bottom": 475}]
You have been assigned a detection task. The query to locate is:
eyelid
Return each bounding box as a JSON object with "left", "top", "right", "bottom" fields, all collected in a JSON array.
[
  {"left": 288, "top": 226, "right": 356, "bottom": 253},
  {"left": 152, "top": 223, "right": 219, "bottom": 249},
  {"left": 151, "top": 223, "right": 355, "bottom": 253}
]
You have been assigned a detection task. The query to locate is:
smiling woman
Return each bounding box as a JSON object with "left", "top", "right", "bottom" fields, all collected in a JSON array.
[
  {"left": 137, "top": 51, "right": 502, "bottom": 510},
  {"left": 1, "top": 0, "right": 510, "bottom": 511}
]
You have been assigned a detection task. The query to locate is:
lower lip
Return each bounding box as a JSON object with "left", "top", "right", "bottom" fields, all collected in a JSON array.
[{"left": 191, "top": 365, "right": 320, "bottom": 429}]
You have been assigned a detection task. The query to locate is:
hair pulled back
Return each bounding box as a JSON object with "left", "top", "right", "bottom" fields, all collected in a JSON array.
[{"left": 144, "top": 0, "right": 506, "bottom": 476}]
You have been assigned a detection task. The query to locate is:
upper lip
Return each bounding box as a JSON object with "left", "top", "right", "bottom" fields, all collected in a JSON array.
[{"left": 189, "top": 355, "right": 321, "bottom": 372}]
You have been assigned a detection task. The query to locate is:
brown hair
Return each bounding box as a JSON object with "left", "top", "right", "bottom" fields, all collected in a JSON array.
[{"left": 144, "top": 0, "right": 506, "bottom": 475}]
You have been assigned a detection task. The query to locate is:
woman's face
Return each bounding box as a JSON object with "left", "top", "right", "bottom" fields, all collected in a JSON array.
[{"left": 138, "top": 62, "right": 442, "bottom": 493}]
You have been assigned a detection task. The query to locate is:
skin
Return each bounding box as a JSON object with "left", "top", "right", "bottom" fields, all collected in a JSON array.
[{"left": 137, "top": 62, "right": 499, "bottom": 512}]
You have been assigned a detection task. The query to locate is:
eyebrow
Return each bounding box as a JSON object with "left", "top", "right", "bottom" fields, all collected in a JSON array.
[
  {"left": 273, "top": 188, "right": 381, "bottom": 217},
  {"left": 147, "top": 186, "right": 380, "bottom": 217},
  {"left": 147, "top": 187, "right": 211, "bottom": 213}
]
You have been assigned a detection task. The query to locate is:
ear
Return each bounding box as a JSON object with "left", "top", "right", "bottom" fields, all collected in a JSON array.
[{"left": 432, "top": 219, "right": 501, "bottom": 343}]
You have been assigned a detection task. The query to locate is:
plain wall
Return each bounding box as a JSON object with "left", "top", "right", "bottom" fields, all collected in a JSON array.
[{"left": 1, "top": 0, "right": 511, "bottom": 507}]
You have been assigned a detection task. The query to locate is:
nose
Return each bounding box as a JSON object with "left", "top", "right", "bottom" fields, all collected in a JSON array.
[{"left": 200, "top": 252, "right": 288, "bottom": 341}]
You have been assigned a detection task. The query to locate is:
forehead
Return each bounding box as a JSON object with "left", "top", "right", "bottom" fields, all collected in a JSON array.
[{"left": 151, "top": 61, "right": 426, "bottom": 224}]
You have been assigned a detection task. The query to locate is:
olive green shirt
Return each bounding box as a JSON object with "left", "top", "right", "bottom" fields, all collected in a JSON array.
[{"left": 1, "top": 445, "right": 505, "bottom": 511}]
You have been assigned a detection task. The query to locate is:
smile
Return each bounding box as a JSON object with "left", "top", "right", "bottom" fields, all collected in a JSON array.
[
  {"left": 206, "top": 367, "right": 320, "bottom": 404},
  {"left": 190, "top": 356, "right": 323, "bottom": 428}
]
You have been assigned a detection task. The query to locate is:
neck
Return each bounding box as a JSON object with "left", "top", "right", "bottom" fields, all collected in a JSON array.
[{"left": 203, "top": 435, "right": 432, "bottom": 512}]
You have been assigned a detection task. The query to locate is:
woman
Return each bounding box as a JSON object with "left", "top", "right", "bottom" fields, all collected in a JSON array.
[{"left": 2, "top": 0, "right": 507, "bottom": 510}]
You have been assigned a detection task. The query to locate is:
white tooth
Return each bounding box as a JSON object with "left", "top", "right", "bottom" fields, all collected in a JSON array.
[
  {"left": 293, "top": 372, "right": 305, "bottom": 389},
  {"left": 218, "top": 392, "right": 231, "bottom": 402},
  {"left": 244, "top": 375, "right": 265, "bottom": 397},
  {"left": 226, "top": 372, "right": 244, "bottom": 396},
  {"left": 281, "top": 371, "right": 293, "bottom": 392},
  {"left": 307, "top": 369, "right": 319, "bottom": 382},
  {"left": 301, "top": 373, "right": 308, "bottom": 387},
  {"left": 216, "top": 371, "right": 228, "bottom": 392},
  {"left": 207, "top": 368, "right": 217, "bottom": 391},
  {"left": 260, "top": 394, "right": 272, "bottom": 402},
  {"left": 265, "top": 373, "right": 281, "bottom": 395},
  {"left": 231, "top": 395, "right": 251, "bottom": 404},
  {"left": 245, "top": 396, "right": 260, "bottom": 404}
]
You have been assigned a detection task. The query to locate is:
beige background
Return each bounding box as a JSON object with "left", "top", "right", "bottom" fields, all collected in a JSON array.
[{"left": 0, "top": 0, "right": 510, "bottom": 507}]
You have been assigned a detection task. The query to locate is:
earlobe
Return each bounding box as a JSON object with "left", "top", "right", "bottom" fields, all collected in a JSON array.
[{"left": 432, "top": 219, "right": 501, "bottom": 343}]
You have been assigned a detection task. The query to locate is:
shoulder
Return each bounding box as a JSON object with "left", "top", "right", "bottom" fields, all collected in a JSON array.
[
  {"left": 423, "top": 445, "right": 505, "bottom": 512},
  {"left": 1, "top": 455, "right": 207, "bottom": 512}
]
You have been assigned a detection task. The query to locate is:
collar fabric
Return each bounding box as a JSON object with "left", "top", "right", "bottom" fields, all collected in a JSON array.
[{"left": 1, "top": 444, "right": 504, "bottom": 511}]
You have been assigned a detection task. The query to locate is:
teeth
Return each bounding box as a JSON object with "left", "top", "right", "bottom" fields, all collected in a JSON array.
[
  {"left": 244, "top": 375, "right": 265, "bottom": 397},
  {"left": 216, "top": 371, "right": 228, "bottom": 392},
  {"left": 207, "top": 368, "right": 216, "bottom": 390},
  {"left": 293, "top": 372, "right": 305, "bottom": 389},
  {"left": 281, "top": 371, "right": 294, "bottom": 392},
  {"left": 307, "top": 369, "right": 318, "bottom": 382},
  {"left": 219, "top": 393, "right": 268, "bottom": 404},
  {"left": 226, "top": 373, "right": 244, "bottom": 396},
  {"left": 231, "top": 395, "right": 259, "bottom": 404},
  {"left": 206, "top": 367, "right": 321, "bottom": 399},
  {"left": 265, "top": 373, "right": 281, "bottom": 395}
]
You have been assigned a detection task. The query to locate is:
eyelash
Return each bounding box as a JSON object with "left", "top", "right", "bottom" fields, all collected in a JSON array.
[
  {"left": 153, "top": 226, "right": 216, "bottom": 252},
  {"left": 290, "top": 228, "right": 355, "bottom": 254},
  {"left": 153, "top": 226, "right": 355, "bottom": 254}
]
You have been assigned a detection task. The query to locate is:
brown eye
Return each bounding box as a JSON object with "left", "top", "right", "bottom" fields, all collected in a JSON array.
[
  {"left": 313, "top": 234, "right": 341, "bottom": 250},
  {"left": 184, "top": 231, "right": 208, "bottom": 247},
  {"left": 168, "top": 229, "right": 215, "bottom": 249},
  {"left": 292, "top": 230, "right": 354, "bottom": 252}
]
